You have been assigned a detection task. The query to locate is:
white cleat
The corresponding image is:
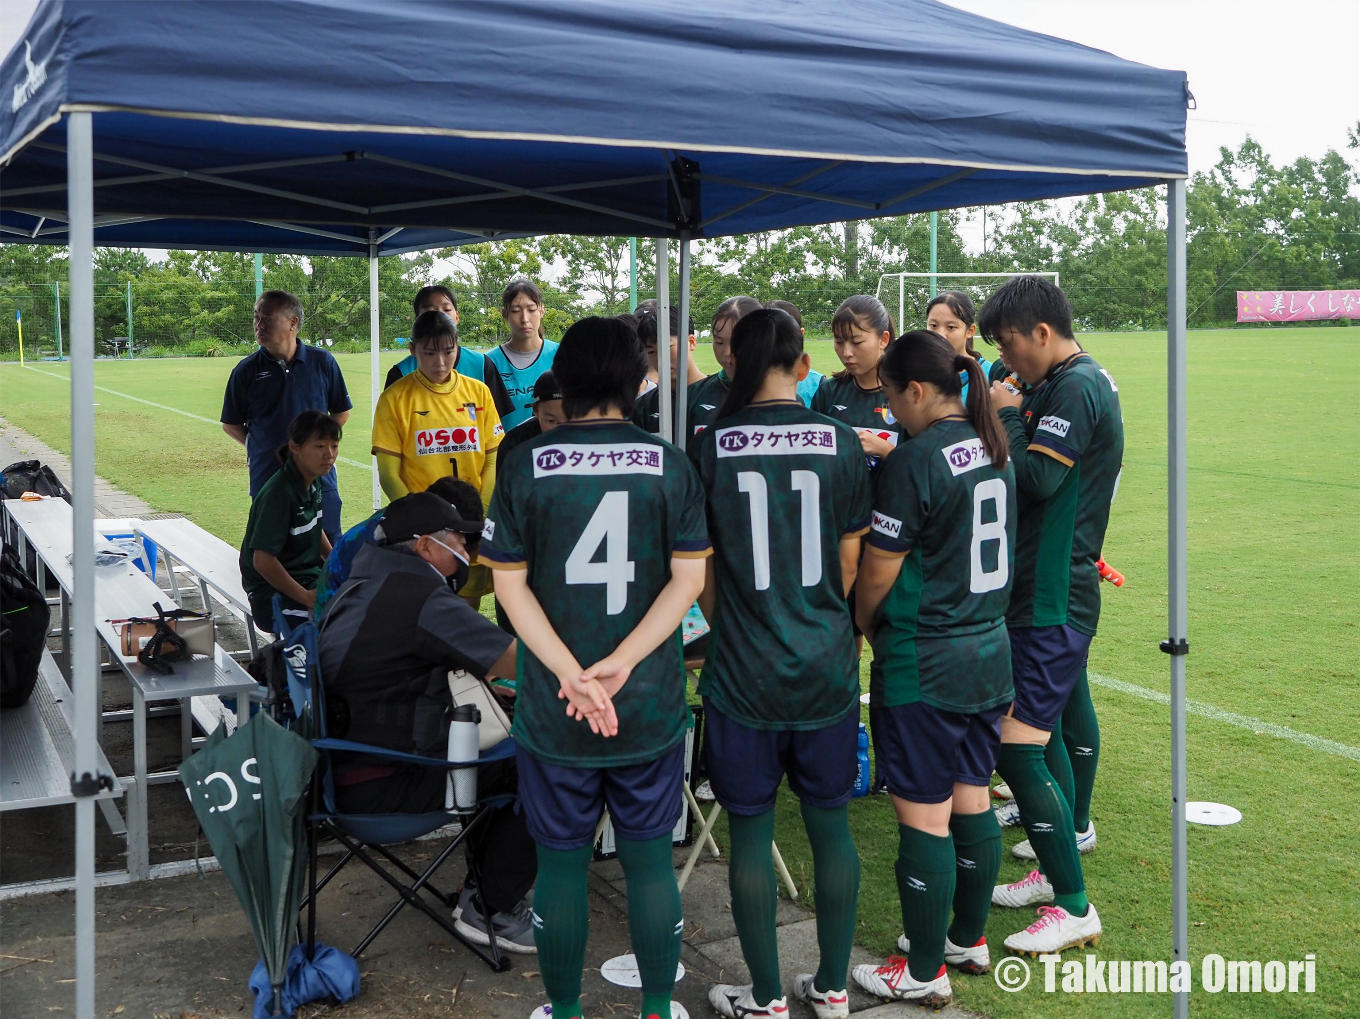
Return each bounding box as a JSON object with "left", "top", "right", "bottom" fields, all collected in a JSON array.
[
  {"left": 1012, "top": 821, "right": 1097, "bottom": 860},
  {"left": 852, "top": 957, "right": 951, "bottom": 1008},
  {"left": 992, "top": 869, "right": 1054, "bottom": 908},
  {"left": 992, "top": 781, "right": 1013, "bottom": 800},
  {"left": 695, "top": 780, "right": 716, "bottom": 802},
  {"left": 994, "top": 799, "right": 1022, "bottom": 828},
  {"left": 708, "top": 984, "right": 787, "bottom": 1019},
  {"left": 792, "top": 975, "right": 848, "bottom": 1019},
  {"left": 1003, "top": 904, "right": 1102, "bottom": 956},
  {"left": 896, "top": 934, "right": 991, "bottom": 975}
]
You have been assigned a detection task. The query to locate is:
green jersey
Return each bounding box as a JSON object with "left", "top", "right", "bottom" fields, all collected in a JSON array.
[
  {"left": 692, "top": 402, "right": 872, "bottom": 730},
  {"left": 810, "top": 374, "right": 903, "bottom": 471},
  {"left": 481, "top": 419, "right": 712, "bottom": 767},
  {"left": 239, "top": 459, "right": 326, "bottom": 621},
  {"left": 633, "top": 375, "right": 727, "bottom": 453},
  {"left": 1000, "top": 353, "right": 1123, "bottom": 636},
  {"left": 867, "top": 418, "right": 1016, "bottom": 713}
]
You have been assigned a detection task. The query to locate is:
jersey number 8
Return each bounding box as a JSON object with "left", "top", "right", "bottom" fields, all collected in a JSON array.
[
  {"left": 970, "top": 478, "right": 1009, "bottom": 594},
  {"left": 565, "top": 490, "right": 636, "bottom": 615},
  {"left": 737, "top": 470, "right": 822, "bottom": 591}
]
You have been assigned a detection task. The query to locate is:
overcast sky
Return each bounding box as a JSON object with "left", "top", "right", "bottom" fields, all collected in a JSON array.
[{"left": 2, "top": 0, "right": 1355, "bottom": 259}]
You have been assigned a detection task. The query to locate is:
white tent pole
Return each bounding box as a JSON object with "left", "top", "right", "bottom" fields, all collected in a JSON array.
[
  {"left": 656, "top": 240, "right": 672, "bottom": 444},
  {"left": 369, "top": 235, "right": 381, "bottom": 510},
  {"left": 1165, "top": 176, "right": 1189, "bottom": 1019},
  {"left": 67, "top": 109, "right": 99, "bottom": 1019},
  {"left": 674, "top": 236, "right": 691, "bottom": 444}
]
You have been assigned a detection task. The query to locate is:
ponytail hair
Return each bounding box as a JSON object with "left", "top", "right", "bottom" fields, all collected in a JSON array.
[
  {"left": 715, "top": 308, "right": 804, "bottom": 421},
  {"left": 879, "top": 330, "right": 1008, "bottom": 468},
  {"left": 276, "top": 409, "right": 343, "bottom": 465}
]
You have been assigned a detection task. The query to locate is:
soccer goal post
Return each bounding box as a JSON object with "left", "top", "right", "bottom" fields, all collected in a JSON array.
[{"left": 876, "top": 271, "right": 1060, "bottom": 333}]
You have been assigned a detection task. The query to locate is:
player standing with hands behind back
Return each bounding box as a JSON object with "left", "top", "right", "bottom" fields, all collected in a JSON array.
[
  {"left": 481, "top": 317, "right": 711, "bottom": 1019},
  {"left": 979, "top": 276, "right": 1122, "bottom": 955},
  {"left": 849, "top": 331, "right": 1015, "bottom": 1007},
  {"left": 692, "top": 309, "right": 871, "bottom": 1019}
]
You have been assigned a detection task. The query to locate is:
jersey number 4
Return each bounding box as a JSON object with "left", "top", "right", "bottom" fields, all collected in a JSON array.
[
  {"left": 565, "top": 490, "right": 636, "bottom": 615},
  {"left": 737, "top": 470, "right": 821, "bottom": 591},
  {"left": 970, "top": 478, "right": 1009, "bottom": 594}
]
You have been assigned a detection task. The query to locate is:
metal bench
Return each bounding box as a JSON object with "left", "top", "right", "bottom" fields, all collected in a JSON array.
[
  {"left": 0, "top": 649, "right": 122, "bottom": 814},
  {"left": 135, "top": 516, "right": 264, "bottom": 654}
]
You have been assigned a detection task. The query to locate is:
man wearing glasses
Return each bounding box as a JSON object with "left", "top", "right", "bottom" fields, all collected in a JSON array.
[{"left": 222, "top": 290, "right": 352, "bottom": 545}]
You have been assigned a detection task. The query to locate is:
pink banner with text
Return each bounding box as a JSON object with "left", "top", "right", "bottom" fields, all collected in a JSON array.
[{"left": 1238, "top": 290, "right": 1360, "bottom": 322}]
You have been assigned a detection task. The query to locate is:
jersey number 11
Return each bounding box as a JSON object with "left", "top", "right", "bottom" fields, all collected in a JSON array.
[{"left": 738, "top": 470, "right": 822, "bottom": 591}]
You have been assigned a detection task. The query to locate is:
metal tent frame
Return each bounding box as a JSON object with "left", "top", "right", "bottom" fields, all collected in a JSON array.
[
  {"left": 49, "top": 112, "right": 1194, "bottom": 1019},
  {"left": 2, "top": 3, "right": 1192, "bottom": 1015}
]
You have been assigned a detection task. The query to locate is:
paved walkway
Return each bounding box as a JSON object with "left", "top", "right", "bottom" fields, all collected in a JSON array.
[{"left": 0, "top": 416, "right": 153, "bottom": 517}]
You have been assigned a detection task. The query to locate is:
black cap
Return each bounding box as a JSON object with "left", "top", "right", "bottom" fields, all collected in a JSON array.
[
  {"left": 533, "top": 370, "right": 562, "bottom": 403},
  {"left": 378, "top": 491, "right": 482, "bottom": 544}
]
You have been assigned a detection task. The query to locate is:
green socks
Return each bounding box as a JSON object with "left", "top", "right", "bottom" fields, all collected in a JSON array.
[
  {"left": 1062, "top": 669, "right": 1100, "bottom": 832},
  {"left": 896, "top": 824, "right": 955, "bottom": 982},
  {"left": 1044, "top": 715, "right": 1077, "bottom": 817},
  {"left": 801, "top": 802, "right": 860, "bottom": 994},
  {"left": 615, "top": 835, "right": 684, "bottom": 1019},
  {"left": 947, "top": 809, "right": 1002, "bottom": 948},
  {"left": 996, "top": 743, "right": 1088, "bottom": 916},
  {"left": 727, "top": 811, "right": 782, "bottom": 1005},
  {"left": 533, "top": 844, "right": 593, "bottom": 1019}
]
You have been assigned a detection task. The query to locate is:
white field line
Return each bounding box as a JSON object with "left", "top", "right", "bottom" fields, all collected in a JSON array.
[
  {"left": 22, "top": 365, "right": 371, "bottom": 470},
  {"left": 1090, "top": 672, "right": 1360, "bottom": 764}
]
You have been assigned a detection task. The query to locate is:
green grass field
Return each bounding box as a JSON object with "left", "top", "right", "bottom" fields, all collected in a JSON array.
[{"left": 2, "top": 330, "right": 1357, "bottom": 1016}]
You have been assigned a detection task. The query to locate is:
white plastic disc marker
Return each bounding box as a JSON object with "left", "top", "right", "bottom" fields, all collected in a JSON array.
[
  {"left": 860, "top": 692, "right": 871, "bottom": 705},
  {"left": 1185, "top": 802, "right": 1242, "bottom": 826},
  {"left": 600, "top": 954, "right": 685, "bottom": 988}
]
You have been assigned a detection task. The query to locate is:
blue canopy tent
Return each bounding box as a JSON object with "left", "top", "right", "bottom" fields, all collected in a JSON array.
[{"left": 0, "top": 2, "right": 1192, "bottom": 1016}]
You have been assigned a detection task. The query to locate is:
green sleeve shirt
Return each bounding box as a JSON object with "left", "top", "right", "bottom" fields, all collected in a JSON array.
[
  {"left": 866, "top": 418, "right": 1015, "bottom": 713},
  {"left": 693, "top": 402, "right": 872, "bottom": 730},
  {"left": 1001, "top": 353, "right": 1124, "bottom": 636},
  {"left": 238, "top": 459, "right": 325, "bottom": 618},
  {"left": 480, "top": 419, "right": 712, "bottom": 768}
]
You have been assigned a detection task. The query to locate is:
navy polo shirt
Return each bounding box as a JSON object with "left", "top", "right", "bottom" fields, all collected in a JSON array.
[{"left": 221, "top": 342, "right": 353, "bottom": 496}]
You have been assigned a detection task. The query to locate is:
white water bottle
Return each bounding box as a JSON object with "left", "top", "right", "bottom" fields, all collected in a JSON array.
[{"left": 446, "top": 703, "right": 482, "bottom": 811}]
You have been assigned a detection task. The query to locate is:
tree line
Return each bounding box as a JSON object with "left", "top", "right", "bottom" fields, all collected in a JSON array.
[{"left": 1, "top": 133, "right": 1356, "bottom": 356}]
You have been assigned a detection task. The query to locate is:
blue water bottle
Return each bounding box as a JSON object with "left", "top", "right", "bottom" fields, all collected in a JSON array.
[{"left": 852, "top": 723, "right": 872, "bottom": 798}]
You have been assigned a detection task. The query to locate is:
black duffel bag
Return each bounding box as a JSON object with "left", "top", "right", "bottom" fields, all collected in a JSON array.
[
  {"left": 1, "top": 544, "right": 51, "bottom": 708},
  {"left": 0, "top": 460, "right": 73, "bottom": 503}
]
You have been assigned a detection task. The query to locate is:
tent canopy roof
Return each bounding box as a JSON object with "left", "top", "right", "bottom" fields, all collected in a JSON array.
[{"left": 0, "top": 0, "right": 1188, "bottom": 256}]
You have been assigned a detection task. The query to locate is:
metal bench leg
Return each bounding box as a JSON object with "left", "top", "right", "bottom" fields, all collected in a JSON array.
[
  {"left": 59, "top": 588, "right": 71, "bottom": 678},
  {"left": 180, "top": 697, "right": 193, "bottom": 761},
  {"left": 165, "top": 551, "right": 182, "bottom": 604},
  {"left": 127, "top": 687, "right": 150, "bottom": 880},
  {"left": 97, "top": 797, "right": 127, "bottom": 836},
  {"left": 199, "top": 579, "right": 213, "bottom": 616}
]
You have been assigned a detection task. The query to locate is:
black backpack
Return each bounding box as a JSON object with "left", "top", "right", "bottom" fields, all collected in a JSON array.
[
  {"left": 1, "top": 544, "right": 52, "bottom": 709},
  {"left": 0, "top": 460, "right": 73, "bottom": 503}
]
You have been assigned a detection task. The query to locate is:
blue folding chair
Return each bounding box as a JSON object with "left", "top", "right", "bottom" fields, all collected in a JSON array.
[{"left": 274, "top": 606, "right": 516, "bottom": 972}]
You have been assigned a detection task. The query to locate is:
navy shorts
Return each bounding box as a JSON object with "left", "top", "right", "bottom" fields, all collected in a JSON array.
[
  {"left": 877, "top": 701, "right": 1005, "bottom": 804},
  {"left": 515, "top": 742, "right": 685, "bottom": 851},
  {"left": 704, "top": 700, "right": 858, "bottom": 816},
  {"left": 1008, "top": 624, "right": 1094, "bottom": 731}
]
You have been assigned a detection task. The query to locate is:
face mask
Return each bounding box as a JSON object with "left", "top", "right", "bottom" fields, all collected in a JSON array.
[{"left": 428, "top": 535, "right": 471, "bottom": 593}]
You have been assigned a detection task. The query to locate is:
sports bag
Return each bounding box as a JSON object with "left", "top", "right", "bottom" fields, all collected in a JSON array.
[
  {"left": 0, "top": 460, "right": 73, "bottom": 503},
  {"left": 1, "top": 544, "right": 51, "bottom": 708}
]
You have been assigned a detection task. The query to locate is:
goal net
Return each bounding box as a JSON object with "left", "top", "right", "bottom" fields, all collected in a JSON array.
[{"left": 875, "top": 272, "right": 1060, "bottom": 334}]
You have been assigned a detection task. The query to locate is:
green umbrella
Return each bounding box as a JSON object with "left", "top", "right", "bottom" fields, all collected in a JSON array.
[{"left": 180, "top": 712, "right": 318, "bottom": 1015}]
